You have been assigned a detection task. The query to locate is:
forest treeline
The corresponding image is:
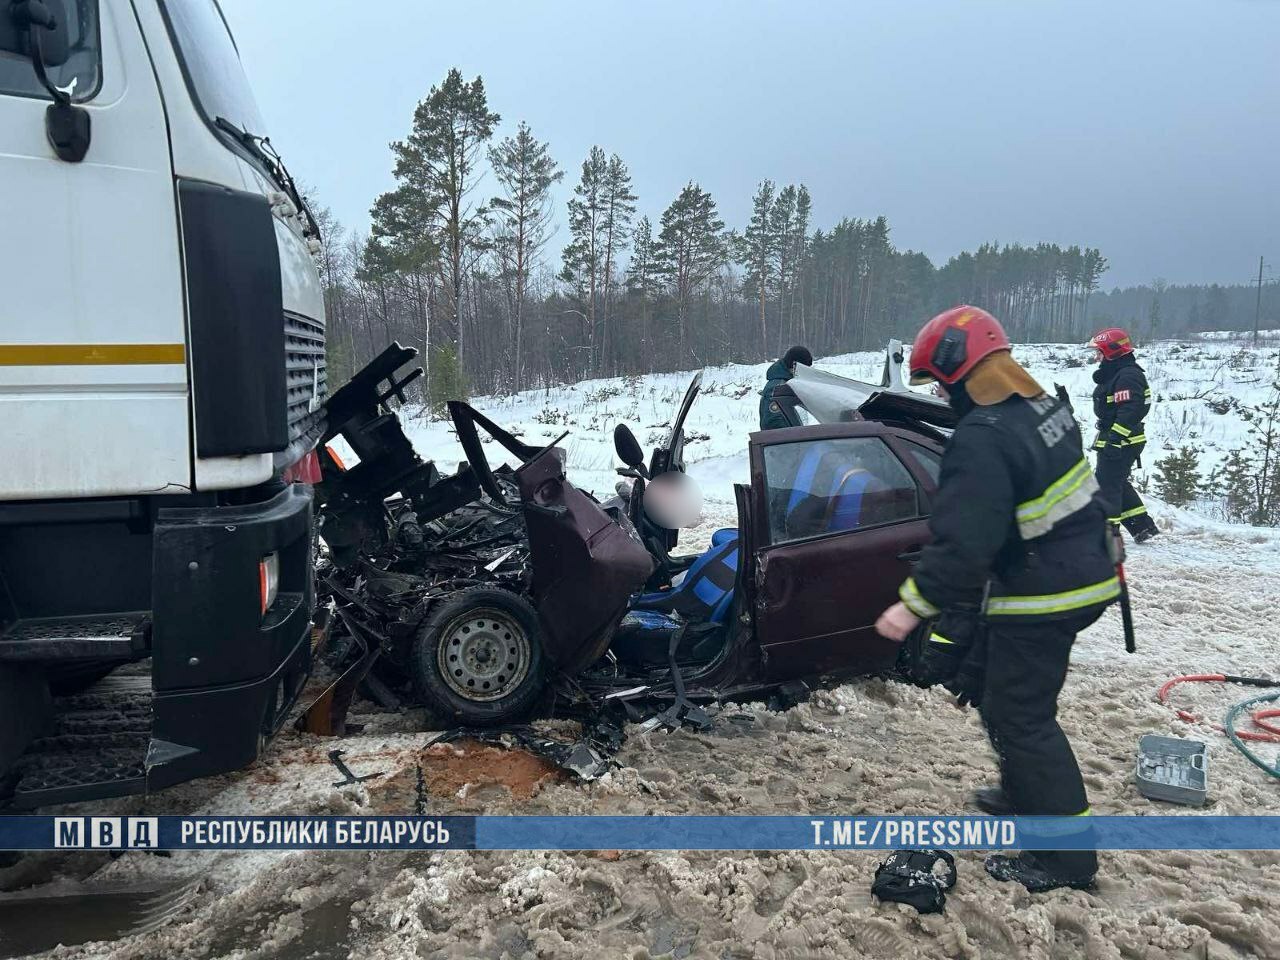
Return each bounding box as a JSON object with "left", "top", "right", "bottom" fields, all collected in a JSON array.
[{"left": 315, "top": 68, "right": 1270, "bottom": 401}]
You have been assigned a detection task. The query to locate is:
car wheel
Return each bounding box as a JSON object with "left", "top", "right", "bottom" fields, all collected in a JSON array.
[{"left": 411, "top": 586, "right": 545, "bottom": 726}]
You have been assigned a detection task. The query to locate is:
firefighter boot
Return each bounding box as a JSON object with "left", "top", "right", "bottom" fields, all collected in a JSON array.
[
  {"left": 984, "top": 852, "right": 1096, "bottom": 893},
  {"left": 971, "top": 785, "right": 1013, "bottom": 816}
]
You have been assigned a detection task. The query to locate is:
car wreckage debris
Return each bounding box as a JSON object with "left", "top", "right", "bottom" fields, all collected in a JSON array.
[
  {"left": 328, "top": 749, "right": 381, "bottom": 788},
  {"left": 424, "top": 722, "right": 620, "bottom": 782},
  {"left": 301, "top": 340, "right": 934, "bottom": 756}
]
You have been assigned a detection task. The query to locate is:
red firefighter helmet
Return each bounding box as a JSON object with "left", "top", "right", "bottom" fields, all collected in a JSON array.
[
  {"left": 908, "top": 306, "right": 1011, "bottom": 385},
  {"left": 1088, "top": 327, "right": 1134, "bottom": 360}
]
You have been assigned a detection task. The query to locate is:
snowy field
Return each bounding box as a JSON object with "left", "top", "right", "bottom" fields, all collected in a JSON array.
[
  {"left": 9, "top": 335, "right": 1280, "bottom": 960},
  {"left": 390, "top": 329, "right": 1280, "bottom": 527}
]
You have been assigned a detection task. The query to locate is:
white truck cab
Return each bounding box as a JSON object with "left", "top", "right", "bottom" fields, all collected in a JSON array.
[{"left": 0, "top": 0, "right": 325, "bottom": 807}]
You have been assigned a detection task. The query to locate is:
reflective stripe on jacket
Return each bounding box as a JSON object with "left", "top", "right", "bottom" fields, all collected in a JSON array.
[
  {"left": 1091, "top": 356, "right": 1150, "bottom": 451},
  {"left": 899, "top": 392, "right": 1117, "bottom": 623}
]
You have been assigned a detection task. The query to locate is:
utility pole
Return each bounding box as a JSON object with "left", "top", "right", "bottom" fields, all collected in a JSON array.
[{"left": 1255, "top": 255, "right": 1265, "bottom": 346}]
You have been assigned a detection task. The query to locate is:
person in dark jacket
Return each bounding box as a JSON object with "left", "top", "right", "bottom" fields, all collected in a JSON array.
[
  {"left": 1089, "top": 328, "right": 1158, "bottom": 542},
  {"left": 876, "top": 305, "right": 1119, "bottom": 893},
  {"left": 759, "top": 345, "right": 812, "bottom": 429}
]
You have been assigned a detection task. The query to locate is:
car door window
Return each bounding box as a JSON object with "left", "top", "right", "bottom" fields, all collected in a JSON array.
[
  {"left": 0, "top": 0, "right": 101, "bottom": 101},
  {"left": 901, "top": 441, "right": 942, "bottom": 487},
  {"left": 763, "top": 437, "right": 919, "bottom": 544}
]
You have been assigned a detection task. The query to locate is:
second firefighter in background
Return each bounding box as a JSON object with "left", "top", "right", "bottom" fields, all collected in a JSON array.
[
  {"left": 1089, "top": 327, "right": 1158, "bottom": 542},
  {"left": 876, "top": 305, "right": 1119, "bottom": 893}
]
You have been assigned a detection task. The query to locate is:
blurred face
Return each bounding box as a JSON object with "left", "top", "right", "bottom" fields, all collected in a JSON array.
[{"left": 643, "top": 471, "right": 704, "bottom": 530}]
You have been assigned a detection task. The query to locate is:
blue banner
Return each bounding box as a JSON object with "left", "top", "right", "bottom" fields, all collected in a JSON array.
[{"left": 5, "top": 815, "right": 1280, "bottom": 852}]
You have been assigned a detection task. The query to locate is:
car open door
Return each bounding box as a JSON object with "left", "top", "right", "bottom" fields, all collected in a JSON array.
[
  {"left": 643, "top": 371, "right": 703, "bottom": 557},
  {"left": 650, "top": 371, "right": 703, "bottom": 478},
  {"left": 747, "top": 423, "right": 933, "bottom": 681}
]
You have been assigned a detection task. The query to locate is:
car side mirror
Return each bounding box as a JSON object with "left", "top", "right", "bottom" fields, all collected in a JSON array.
[
  {"left": 2, "top": 0, "right": 71, "bottom": 66},
  {"left": 613, "top": 424, "right": 647, "bottom": 471}
]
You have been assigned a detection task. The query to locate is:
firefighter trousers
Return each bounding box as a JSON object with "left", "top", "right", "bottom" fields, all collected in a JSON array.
[
  {"left": 1094, "top": 446, "right": 1156, "bottom": 536},
  {"left": 980, "top": 609, "right": 1101, "bottom": 878}
]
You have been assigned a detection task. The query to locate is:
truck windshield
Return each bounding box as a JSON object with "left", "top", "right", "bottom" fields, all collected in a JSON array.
[{"left": 160, "top": 0, "right": 267, "bottom": 140}]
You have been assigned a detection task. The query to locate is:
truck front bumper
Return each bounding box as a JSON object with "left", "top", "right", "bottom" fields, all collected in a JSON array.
[{"left": 146, "top": 484, "right": 314, "bottom": 791}]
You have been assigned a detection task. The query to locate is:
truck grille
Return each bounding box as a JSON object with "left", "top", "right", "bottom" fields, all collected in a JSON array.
[{"left": 285, "top": 311, "right": 326, "bottom": 444}]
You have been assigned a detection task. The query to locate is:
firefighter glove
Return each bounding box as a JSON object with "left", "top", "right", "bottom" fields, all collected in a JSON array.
[
  {"left": 913, "top": 608, "right": 982, "bottom": 688},
  {"left": 943, "top": 627, "right": 987, "bottom": 709}
]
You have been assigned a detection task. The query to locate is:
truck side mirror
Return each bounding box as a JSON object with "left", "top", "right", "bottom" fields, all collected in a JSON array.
[
  {"left": 613, "top": 424, "right": 646, "bottom": 471},
  {"left": 2, "top": 0, "right": 89, "bottom": 162},
  {"left": 2, "top": 0, "right": 72, "bottom": 66}
]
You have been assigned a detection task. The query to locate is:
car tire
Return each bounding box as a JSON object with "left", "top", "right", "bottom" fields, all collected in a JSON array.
[{"left": 411, "top": 587, "right": 546, "bottom": 726}]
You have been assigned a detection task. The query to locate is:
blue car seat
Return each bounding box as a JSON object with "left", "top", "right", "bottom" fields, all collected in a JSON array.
[
  {"left": 783, "top": 442, "right": 877, "bottom": 536},
  {"left": 611, "top": 528, "right": 740, "bottom": 665}
]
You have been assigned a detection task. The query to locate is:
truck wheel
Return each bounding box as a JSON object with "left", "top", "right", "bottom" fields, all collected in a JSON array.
[{"left": 411, "top": 587, "right": 545, "bottom": 726}]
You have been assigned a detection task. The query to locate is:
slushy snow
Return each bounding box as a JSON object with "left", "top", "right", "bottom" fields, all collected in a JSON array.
[{"left": 19, "top": 334, "right": 1280, "bottom": 960}]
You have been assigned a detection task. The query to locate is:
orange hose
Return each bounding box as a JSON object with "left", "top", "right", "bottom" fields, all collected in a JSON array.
[
  {"left": 1252, "top": 708, "right": 1280, "bottom": 737},
  {"left": 1157, "top": 674, "right": 1280, "bottom": 744}
]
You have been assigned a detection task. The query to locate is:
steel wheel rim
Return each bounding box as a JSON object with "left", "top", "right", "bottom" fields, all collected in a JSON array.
[{"left": 436, "top": 607, "right": 531, "bottom": 702}]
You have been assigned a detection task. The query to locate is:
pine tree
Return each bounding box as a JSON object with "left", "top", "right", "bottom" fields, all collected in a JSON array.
[
  {"left": 488, "top": 121, "right": 562, "bottom": 391},
  {"left": 1208, "top": 384, "right": 1280, "bottom": 525},
  {"left": 737, "top": 180, "right": 775, "bottom": 354},
  {"left": 792, "top": 185, "right": 812, "bottom": 342},
  {"left": 371, "top": 68, "right": 499, "bottom": 371},
  {"left": 599, "top": 154, "right": 637, "bottom": 375},
  {"left": 1153, "top": 445, "right": 1202, "bottom": 506},
  {"left": 770, "top": 185, "right": 797, "bottom": 349},
  {"left": 654, "top": 182, "right": 726, "bottom": 359},
  {"left": 625, "top": 217, "right": 659, "bottom": 371},
  {"left": 1240, "top": 382, "right": 1280, "bottom": 525},
  {"left": 1210, "top": 450, "right": 1257, "bottom": 524},
  {"left": 560, "top": 146, "right": 608, "bottom": 376},
  {"left": 426, "top": 343, "right": 467, "bottom": 419}
]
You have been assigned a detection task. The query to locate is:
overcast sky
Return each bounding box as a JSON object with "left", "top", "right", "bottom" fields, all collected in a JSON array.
[{"left": 219, "top": 0, "right": 1278, "bottom": 290}]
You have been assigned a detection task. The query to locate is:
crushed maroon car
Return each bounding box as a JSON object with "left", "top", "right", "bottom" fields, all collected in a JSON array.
[{"left": 309, "top": 343, "right": 957, "bottom": 732}]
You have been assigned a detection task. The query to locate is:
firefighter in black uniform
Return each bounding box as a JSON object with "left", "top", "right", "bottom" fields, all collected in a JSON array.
[
  {"left": 1089, "top": 327, "right": 1158, "bottom": 542},
  {"left": 876, "top": 306, "right": 1119, "bottom": 893}
]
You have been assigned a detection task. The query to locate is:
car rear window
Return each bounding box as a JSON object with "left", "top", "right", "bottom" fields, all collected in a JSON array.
[{"left": 762, "top": 437, "right": 919, "bottom": 544}]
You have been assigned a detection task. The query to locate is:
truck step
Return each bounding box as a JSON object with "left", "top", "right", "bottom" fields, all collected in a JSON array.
[
  {"left": 5, "top": 672, "right": 152, "bottom": 809},
  {"left": 0, "top": 612, "right": 150, "bottom": 662}
]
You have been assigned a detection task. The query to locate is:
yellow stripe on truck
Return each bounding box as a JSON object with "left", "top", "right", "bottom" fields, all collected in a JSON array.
[{"left": 0, "top": 344, "right": 186, "bottom": 366}]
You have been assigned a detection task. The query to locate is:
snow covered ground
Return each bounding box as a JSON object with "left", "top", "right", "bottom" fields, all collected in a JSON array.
[
  {"left": 385, "top": 331, "right": 1280, "bottom": 527},
  {"left": 9, "top": 336, "right": 1280, "bottom": 960}
]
